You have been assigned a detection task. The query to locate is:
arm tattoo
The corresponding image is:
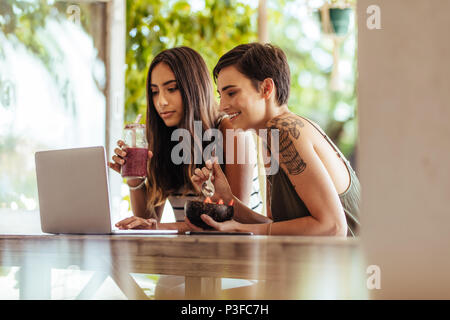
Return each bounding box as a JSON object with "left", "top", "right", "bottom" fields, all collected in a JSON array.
[{"left": 268, "top": 116, "right": 307, "bottom": 175}]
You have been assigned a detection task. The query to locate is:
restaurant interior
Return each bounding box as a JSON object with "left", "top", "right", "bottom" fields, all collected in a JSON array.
[{"left": 1, "top": 0, "right": 449, "bottom": 300}]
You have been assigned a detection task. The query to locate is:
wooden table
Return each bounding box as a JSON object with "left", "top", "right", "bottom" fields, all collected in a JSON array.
[{"left": 0, "top": 233, "right": 368, "bottom": 299}]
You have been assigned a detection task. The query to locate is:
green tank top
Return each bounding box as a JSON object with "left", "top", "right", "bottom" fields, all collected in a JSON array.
[{"left": 267, "top": 117, "right": 361, "bottom": 237}]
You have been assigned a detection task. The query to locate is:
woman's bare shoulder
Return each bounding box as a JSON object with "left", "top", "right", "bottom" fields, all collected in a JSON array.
[{"left": 266, "top": 113, "right": 313, "bottom": 142}]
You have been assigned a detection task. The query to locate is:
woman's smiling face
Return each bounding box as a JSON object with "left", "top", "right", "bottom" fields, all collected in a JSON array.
[
  {"left": 216, "top": 66, "right": 266, "bottom": 131},
  {"left": 150, "top": 62, "right": 184, "bottom": 127}
]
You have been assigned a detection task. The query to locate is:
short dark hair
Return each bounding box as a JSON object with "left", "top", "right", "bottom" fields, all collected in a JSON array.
[{"left": 213, "top": 43, "right": 290, "bottom": 106}]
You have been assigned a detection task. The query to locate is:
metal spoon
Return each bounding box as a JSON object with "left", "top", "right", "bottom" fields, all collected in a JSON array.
[{"left": 201, "top": 169, "right": 215, "bottom": 198}]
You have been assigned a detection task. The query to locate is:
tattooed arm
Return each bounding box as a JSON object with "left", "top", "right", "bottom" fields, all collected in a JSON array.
[
  {"left": 264, "top": 115, "right": 347, "bottom": 236},
  {"left": 190, "top": 114, "right": 347, "bottom": 235},
  {"left": 267, "top": 116, "right": 306, "bottom": 175}
]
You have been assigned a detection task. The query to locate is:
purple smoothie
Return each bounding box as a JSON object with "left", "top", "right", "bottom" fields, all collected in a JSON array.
[{"left": 121, "top": 147, "right": 148, "bottom": 178}]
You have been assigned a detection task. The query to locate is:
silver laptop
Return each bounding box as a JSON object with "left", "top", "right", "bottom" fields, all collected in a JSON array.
[{"left": 35, "top": 146, "right": 177, "bottom": 235}]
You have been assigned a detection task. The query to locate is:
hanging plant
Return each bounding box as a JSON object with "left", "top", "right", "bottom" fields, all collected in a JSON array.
[
  {"left": 317, "top": 0, "right": 354, "bottom": 36},
  {"left": 315, "top": 0, "right": 355, "bottom": 91}
]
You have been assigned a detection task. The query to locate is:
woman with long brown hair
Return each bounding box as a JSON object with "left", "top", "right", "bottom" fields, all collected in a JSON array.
[{"left": 108, "top": 46, "right": 263, "bottom": 231}]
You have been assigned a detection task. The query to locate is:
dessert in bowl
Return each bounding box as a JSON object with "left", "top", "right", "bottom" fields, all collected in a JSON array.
[{"left": 185, "top": 198, "right": 234, "bottom": 229}]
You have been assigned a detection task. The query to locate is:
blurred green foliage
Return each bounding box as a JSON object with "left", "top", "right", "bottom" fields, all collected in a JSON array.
[
  {"left": 0, "top": 0, "right": 358, "bottom": 212},
  {"left": 125, "top": 0, "right": 357, "bottom": 159},
  {"left": 1, "top": 0, "right": 95, "bottom": 75},
  {"left": 1, "top": 0, "right": 105, "bottom": 209},
  {"left": 1, "top": 0, "right": 357, "bottom": 161},
  {"left": 0, "top": 0, "right": 50, "bottom": 66},
  {"left": 268, "top": 0, "right": 357, "bottom": 158},
  {"left": 125, "top": 0, "right": 257, "bottom": 123}
]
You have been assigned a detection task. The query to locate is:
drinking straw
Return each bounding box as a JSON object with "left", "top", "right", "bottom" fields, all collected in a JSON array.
[
  {"left": 135, "top": 114, "right": 142, "bottom": 124},
  {"left": 131, "top": 114, "right": 142, "bottom": 147}
]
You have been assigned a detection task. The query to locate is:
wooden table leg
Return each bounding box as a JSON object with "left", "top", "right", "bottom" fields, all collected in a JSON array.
[
  {"left": 107, "top": 260, "right": 150, "bottom": 300},
  {"left": 19, "top": 259, "right": 51, "bottom": 300},
  {"left": 75, "top": 271, "right": 108, "bottom": 300}
]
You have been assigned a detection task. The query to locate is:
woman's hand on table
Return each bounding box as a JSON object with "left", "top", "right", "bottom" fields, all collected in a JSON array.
[
  {"left": 185, "top": 216, "right": 242, "bottom": 233},
  {"left": 183, "top": 217, "right": 204, "bottom": 232},
  {"left": 191, "top": 158, "right": 233, "bottom": 203},
  {"left": 115, "top": 216, "right": 158, "bottom": 230}
]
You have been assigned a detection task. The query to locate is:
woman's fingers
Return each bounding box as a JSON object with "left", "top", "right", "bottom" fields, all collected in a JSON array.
[
  {"left": 114, "top": 147, "right": 126, "bottom": 157},
  {"left": 111, "top": 141, "right": 127, "bottom": 168},
  {"left": 127, "top": 219, "right": 147, "bottom": 229},
  {"left": 115, "top": 216, "right": 154, "bottom": 230},
  {"left": 213, "top": 158, "right": 225, "bottom": 179},
  {"left": 200, "top": 214, "right": 221, "bottom": 230},
  {"left": 109, "top": 140, "right": 136, "bottom": 175},
  {"left": 117, "top": 140, "right": 129, "bottom": 153},
  {"left": 194, "top": 168, "right": 206, "bottom": 180},
  {"left": 108, "top": 162, "right": 121, "bottom": 173},
  {"left": 117, "top": 140, "right": 125, "bottom": 148},
  {"left": 205, "top": 159, "right": 213, "bottom": 170},
  {"left": 112, "top": 155, "right": 125, "bottom": 165},
  {"left": 191, "top": 171, "right": 203, "bottom": 193},
  {"left": 192, "top": 162, "right": 219, "bottom": 188},
  {"left": 115, "top": 217, "right": 135, "bottom": 229},
  {"left": 147, "top": 218, "right": 158, "bottom": 229},
  {"left": 184, "top": 217, "right": 204, "bottom": 231},
  {"left": 201, "top": 167, "right": 210, "bottom": 178}
]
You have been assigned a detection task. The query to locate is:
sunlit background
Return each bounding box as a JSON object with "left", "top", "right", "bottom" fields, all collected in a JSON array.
[
  {"left": 0, "top": 0, "right": 358, "bottom": 299},
  {"left": 0, "top": 0, "right": 357, "bottom": 216}
]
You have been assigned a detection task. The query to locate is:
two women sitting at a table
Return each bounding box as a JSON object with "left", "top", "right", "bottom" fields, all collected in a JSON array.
[
  {"left": 112, "top": 43, "right": 360, "bottom": 237},
  {"left": 109, "top": 46, "right": 262, "bottom": 232}
]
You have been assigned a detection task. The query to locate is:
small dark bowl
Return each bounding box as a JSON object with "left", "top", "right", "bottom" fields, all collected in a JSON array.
[{"left": 185, "top": 200, "right": 234, "bottom": 229}]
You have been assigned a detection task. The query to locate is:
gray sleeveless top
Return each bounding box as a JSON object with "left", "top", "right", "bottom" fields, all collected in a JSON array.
[{"left": 267, "top": 117, "right": 361, "bottom": 237}]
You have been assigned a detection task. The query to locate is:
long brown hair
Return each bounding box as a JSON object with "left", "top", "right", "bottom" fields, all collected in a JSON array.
[{"left": 145, "top": 47, "right": 218, "bottom": 214}]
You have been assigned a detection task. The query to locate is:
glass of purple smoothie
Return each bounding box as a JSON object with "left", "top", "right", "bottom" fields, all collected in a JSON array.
[{"left": 121, "top": 123, "right": 148, "bottom": 179}]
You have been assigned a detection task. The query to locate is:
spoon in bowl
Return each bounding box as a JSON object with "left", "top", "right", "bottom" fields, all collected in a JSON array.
[{"left": 201, "top": 168, "right": 215, "bottom": 198}]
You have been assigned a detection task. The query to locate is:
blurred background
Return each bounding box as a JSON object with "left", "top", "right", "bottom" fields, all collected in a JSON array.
[
  {"left": 1, "top": 0, "right": 358, "bottom": 299},
  {"left": 0, "top": 0, "right": 357, "bottom": 219},
  {"left": 3, "top": 0, "right": 450, "bottom": 300}
]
